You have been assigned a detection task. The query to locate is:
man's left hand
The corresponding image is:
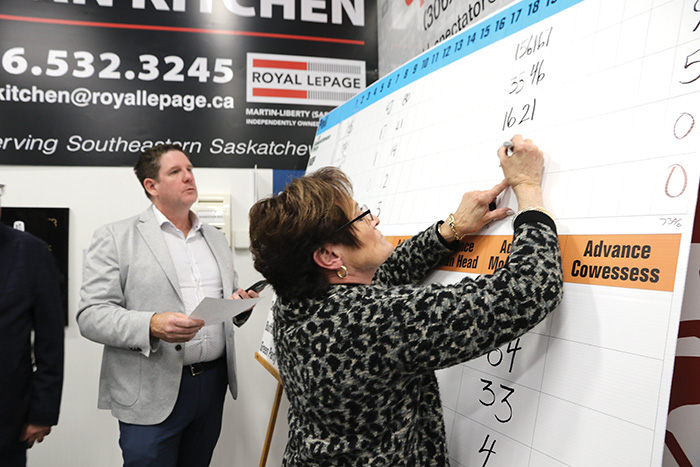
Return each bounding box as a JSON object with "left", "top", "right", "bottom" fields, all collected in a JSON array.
[{"left": 20, "top": 424, "right": 52, "bottom": 448}]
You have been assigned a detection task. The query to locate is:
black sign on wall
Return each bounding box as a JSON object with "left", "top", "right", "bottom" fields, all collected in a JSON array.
[
  {"left": 0, "top": 0, "right": 378, "bottom": 169},
  {"left": 1, "top": 207, "right": 69, "bottom": 325}
]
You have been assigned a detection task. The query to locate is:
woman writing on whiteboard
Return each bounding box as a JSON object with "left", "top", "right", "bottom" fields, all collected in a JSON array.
[{"left": 248, "top": 135, "right": 563, "bottom": 466}]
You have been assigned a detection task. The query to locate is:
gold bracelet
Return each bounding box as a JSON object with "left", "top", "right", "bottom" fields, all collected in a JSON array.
[
  {"left": 447, "top": 213, "right": 463, "bottom": 241},
  {"left": 512, "top": 206, "right": 554, "bottom": 228}
]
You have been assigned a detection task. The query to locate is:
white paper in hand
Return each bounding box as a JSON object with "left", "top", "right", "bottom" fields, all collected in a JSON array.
[{"left": 190, "top": 297, "right": 261, "bottom": 326}]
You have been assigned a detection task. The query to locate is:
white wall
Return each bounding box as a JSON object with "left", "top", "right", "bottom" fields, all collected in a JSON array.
[{"left": 1, "top": 165, "right": 289, "bottom": 467}]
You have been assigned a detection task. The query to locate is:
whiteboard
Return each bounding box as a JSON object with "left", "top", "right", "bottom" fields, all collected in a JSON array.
[{"left": 307, "top": 0, "right": 700, "bottom": 465}]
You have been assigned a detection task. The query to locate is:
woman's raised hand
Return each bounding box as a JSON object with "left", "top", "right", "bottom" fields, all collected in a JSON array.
[
  {"left": 439, "top": 180, "right": 512, "bottom": 241},
  {"left": 497, "top": 134, "right": 545, "bottom": 211}
]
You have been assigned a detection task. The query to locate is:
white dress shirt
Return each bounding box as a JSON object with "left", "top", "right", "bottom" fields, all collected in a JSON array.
[{"left": 153, "top": 205, "right": 225, "bottom": 365}]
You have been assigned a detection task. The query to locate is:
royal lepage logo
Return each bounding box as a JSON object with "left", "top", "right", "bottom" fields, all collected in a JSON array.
[{"left": 247, "top": 53, "right": 365, "bottom": 106}]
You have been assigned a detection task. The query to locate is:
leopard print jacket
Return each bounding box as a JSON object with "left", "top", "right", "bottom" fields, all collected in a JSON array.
[{"left": 273, "top": 217, "right": 563, "bottom": 466}]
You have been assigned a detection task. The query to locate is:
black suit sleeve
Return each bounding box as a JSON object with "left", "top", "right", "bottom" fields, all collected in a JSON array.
[{"left": 26, "top": 238, "right": 65, "bottom": 427}]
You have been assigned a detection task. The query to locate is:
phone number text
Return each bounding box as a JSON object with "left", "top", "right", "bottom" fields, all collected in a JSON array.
[{"left": 2, "top": 47, "right": 234, "bottom": 84}]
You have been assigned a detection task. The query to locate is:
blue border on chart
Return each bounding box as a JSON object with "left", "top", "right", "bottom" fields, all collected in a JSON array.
[{"left": 317, "top": 0, "right": 585, "bottom": 135}]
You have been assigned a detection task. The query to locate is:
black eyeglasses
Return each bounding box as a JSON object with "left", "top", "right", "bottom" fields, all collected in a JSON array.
[{"left": 335, "top": 204, "right": 374, "bottom": 232}]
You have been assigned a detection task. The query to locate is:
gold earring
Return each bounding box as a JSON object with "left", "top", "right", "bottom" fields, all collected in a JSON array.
[{"left": 336, "top": 265, "right": 348, "bottom": 278}]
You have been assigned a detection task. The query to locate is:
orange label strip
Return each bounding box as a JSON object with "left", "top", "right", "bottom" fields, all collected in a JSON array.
[{"left": 387, "top": 234, "right": 682, "bottom": 292}]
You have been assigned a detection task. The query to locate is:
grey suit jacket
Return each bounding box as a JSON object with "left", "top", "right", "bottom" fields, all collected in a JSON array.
[{"left": 77, "top": 207, "right": 241, "bottom": 425}]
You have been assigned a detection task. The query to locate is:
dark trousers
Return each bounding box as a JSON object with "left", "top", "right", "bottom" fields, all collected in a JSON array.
[
  {"left": 118, "top": 358, "right": 228, "bottom": 467},
  {"left": 0, "top": 446, "right": 26, "bottom": 467},
  {"left": 0, "top": 426, "right": 28, "bottom": 467}
]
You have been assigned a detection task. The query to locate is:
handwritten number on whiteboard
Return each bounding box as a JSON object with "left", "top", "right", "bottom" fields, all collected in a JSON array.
[
  {"left": 495, "top": 385, "right": 515, "bottom": 423},
  {"left": 680, "top": 49, "right": 700, "bottom": 84},
  {"left": 480, "top": 379, "right": 496, "bottom": 406},
  {"left": 507, "top": 339, "right": 522, "bottom": 372},
  {"left": 694, "top": 0, "right": 700, "bottom": 32},
  {"left": 487, "top": 338, "right": 522, "bottom": 372},
  {"left": 660, "top": 217, "right": 682, "bottom": 228},
  {"left": 515, "top": 26, "right": 553, "bottom": 60},
  {"left": 479, "top": 434, "right": 497, "bottom": 467},
  {"left": 510, "top": 72, "right": 525, "bottom": 94},
  {"left": 503, "top": 99, "right": 537, "bottom": 130},
  {"left": 486, "top": 349, "right": 503, "bottom": 367},
  {"left": 522, "top": 99, "right": 536, "bottom": 123},
  {"left": 504, "top": 108, "right": 516, "bottom": 129},
  {"left": 487, "top": 348, "right": 504, "bottom": 367},
  {"left": 479, "top": 379, "right": 515, "bottom": 423},
  {"left": 665, "top": 164, "right": 688, "bottom": 198},
  {"left": 674, "top": 113, "right": 695, "bottom": 139},
  {"left": 531, "top": 60, "right": 545, "bottom": 85}
]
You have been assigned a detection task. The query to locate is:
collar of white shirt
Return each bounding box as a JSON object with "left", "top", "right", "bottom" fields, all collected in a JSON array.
[{"left": 151, "top": 204, "right": 202, "bottom": 235}]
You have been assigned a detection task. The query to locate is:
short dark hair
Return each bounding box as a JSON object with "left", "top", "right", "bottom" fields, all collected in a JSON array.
[
  {"left": 133, "top": 143, "right": 187, "bottom": 199},
  {"left": 249, "top": 167, "right": 363, "bottom": 300}
]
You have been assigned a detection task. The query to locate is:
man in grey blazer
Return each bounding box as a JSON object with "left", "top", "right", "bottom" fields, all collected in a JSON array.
[{"left": 78, "top": 144, "right": 257, "bottom": 466}]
